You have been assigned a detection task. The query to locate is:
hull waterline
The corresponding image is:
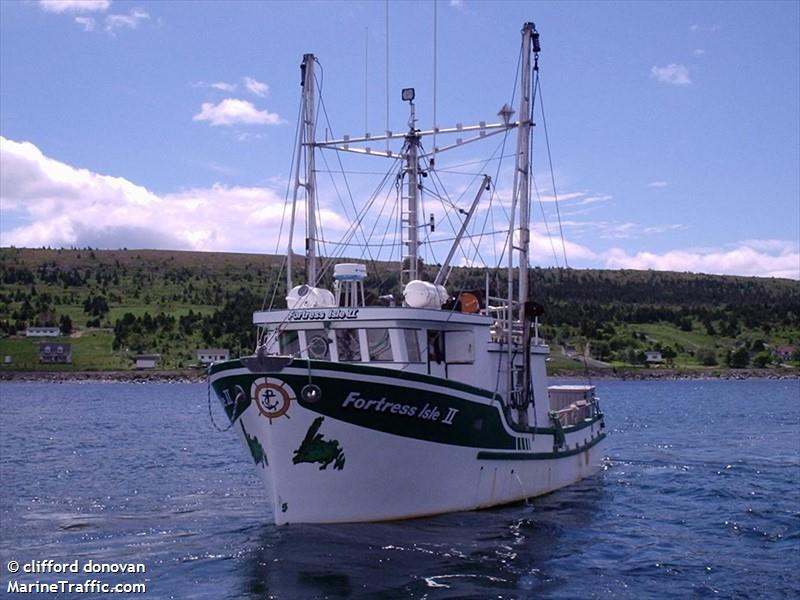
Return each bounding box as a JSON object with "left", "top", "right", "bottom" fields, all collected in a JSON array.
[{"left": 210, "top": 358, "right": 606, "bottom": 525}]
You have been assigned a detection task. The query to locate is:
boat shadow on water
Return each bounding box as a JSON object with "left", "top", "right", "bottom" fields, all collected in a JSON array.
[{"left": 237, "top": 479, "right": 607, "bottom": 599}]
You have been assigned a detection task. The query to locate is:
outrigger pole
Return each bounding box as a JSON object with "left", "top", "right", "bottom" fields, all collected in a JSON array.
[
  {"left": 508, "top": 22, "right": 540, "bottom": 416},
  {"left": 288, "top": 54, "right": 319, "bottom": 291}
]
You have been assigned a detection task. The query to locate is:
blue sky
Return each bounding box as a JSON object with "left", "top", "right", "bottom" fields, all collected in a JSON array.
[{"left": 1, "top": 0, "right": 798, "bottom": 279}]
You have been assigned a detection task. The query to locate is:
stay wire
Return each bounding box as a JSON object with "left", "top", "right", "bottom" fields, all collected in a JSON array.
[
  {"left": 267, "top": 95, "right": 305, "bottom": 311},
  {"left": 535, "top": 73, "right": 569, "bottom": 268},
  {"left": 532, "top": 175, "right": 561, "bottom": 266},
  {"left": 315, "top": 67, "right": 376, "bottom": 264}
]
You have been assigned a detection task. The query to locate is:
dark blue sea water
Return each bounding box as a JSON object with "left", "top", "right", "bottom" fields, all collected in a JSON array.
[{"left": 1, "top": 379, "right": 798, "bottom": 599}]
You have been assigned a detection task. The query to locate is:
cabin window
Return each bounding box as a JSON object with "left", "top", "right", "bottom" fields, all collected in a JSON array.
[
  {"left": 444, "top": 330, "right": 474, "bottom": 364},
  {"left": 279, "top": 331, "right": 300, "bottom": 356},
  {"left": 336, "top": 329, "right": 362, "bottom": 362},
  {"left": 427, "top": 331, "right": 445, "bottom": 364},
  {"left": 306, "top": 330, "right": 331, "bottom": 360},
  {"left": 403, "top": 329, "right": 422, "bottom": 363},
  {"left": 366, "top": 328, "right": 393, "bottom": 361}
]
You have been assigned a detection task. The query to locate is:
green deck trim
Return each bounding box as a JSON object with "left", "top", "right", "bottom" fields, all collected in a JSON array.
[
  {"left": 209, "top": 357, "right": 500, "bottom": 401},
  {"left": 476, "top": 433, "right": 606, "bottom": 461},
  {"left": 210, "top": 359, "right": 605, "bottom": 452},
  {"left": 534, "top": 414, "right": 605, "bottom": 435}
]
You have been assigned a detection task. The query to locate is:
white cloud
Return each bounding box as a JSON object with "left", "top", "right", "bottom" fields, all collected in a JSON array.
[
  {"left": 0, "top": 136, "right": 346, "bottom": 253},
  {"left": 693, "top": 48, "right": 705, "bottom": 56},
  {"left": 192, "top": 81, "right": 237, "bottom": 92},
  {"left": 104, "top": 8, "right": 150, "bottom": 33},
  {"left": 243, "top": 77, "right": 269, "bottom": 97},
  {"left": 5, "top": 137, "right": 796, "bottom": 281},
  {"left": 558, "top": 220, "right": 686, "bottom": 240},
  {"left": 536, "top": 191, "right": 585, "bottom": 203},
  {"left": 605, "top": 244, "right": 800, "bottom": 279},
  {"left": 450, "top": 0, "right": 465, "bottom": 10},
  {"left": 235, "top": 132, "right": 267, "bottom": 142},
  {"left": 689, "top": 24, "right": 699, "bottom": 32},
  {"left": 40, "top": 1, "right": 151, "bottom": 35},
  {"left": 532, "top": 191, "right": 611, "bottom": 206},
  {"left": 647, "top": 180, "right": 668, "bottom": 188},
  {"left": 532, "top": 236, "right": 596, "bottom": 262},
  {"left": 736, "top": 239, "right": 798, "bottom": 254},
  {"left": 650, "top": 64, "right": 691, "bottom": 86},
  {"left": 39, "top": 0, "right": 110, "bottom": 13},
  {"left": 74, "top": 16, "right": 95, "bottom": 31},
  {"left": 193, "top": 99, "right": 284, "bottom": 126},
  {"left": 575, "top": 194, "right": 612, "bottom": 206},
  {"left": 211, "top": 81, "right": 236, "bottom": 92},
  {"left": 599, "top": 223, "right": 686, "bottom": 240}
]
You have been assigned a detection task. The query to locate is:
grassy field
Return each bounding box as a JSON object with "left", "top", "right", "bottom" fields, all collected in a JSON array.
[
  {"left": 1, "top": 247, "right": 798, "bottom": 373},
  {"left": 0, "top": 331, "right": 127, "bottom": 371}
]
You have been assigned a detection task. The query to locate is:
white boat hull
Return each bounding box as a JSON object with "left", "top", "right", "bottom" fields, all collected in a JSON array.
[{"left": 211, "top": 359, "right": 606, "bottom": 525}]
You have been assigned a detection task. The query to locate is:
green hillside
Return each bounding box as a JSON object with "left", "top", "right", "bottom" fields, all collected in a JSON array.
[{"left": 1, "top": 247, "right": 798, "bottom": 373}]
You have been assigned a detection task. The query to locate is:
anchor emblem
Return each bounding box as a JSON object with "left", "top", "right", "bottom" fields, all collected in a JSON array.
[{"left": 251, "top": 377, "right": 295, "bottom": 423}]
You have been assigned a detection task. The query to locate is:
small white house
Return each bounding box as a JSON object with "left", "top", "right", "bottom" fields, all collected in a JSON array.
[
  {"left": 645, "top": 351, "right": 664, "bottom": 364},
  {"left": 772, "top": 345, "right": 796, "bottom": 362},
  {"left": 134, "top": 354, "right": 160, "bottom": 369},
  {"left": 26, "top": 326, "right": 61, "bottom": 337},
  {"left": 39, "top": 343, "right": 72, "bottom": 364},
  {"left": 197, "top": 348, "right": 230, "bottom": 366}
]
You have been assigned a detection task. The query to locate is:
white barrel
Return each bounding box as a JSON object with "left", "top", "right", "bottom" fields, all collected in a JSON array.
[
  {"left": 286, "top": 285, "right": 336, "bottom": 309},
  {"left": 333, "top": 263, "right": 367, "bottom": 281},
  {"left": 403, "top": 280, "right": 449, "bottom": 309}
]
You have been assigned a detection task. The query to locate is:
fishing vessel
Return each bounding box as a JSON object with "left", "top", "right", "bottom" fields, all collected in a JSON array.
[{"left": 209, "top": 22, "right": 606, "bottom": 525}]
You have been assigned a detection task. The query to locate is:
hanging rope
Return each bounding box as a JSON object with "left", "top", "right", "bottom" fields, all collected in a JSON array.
[{"left": 207, "top": 368, "right": 235, "bottom": 432}]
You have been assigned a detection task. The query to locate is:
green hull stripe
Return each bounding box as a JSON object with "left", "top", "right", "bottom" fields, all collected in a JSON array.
[
  {"left": 209, "top": 358, "right": 499, "bottom": 401},
  {"left": 540, "top": 415, "right": 605, "bottom": 435},
  {"left": 210, "top": 359, "right": 605, "bottom": 451},
  {"left": 476, "top": 433, "right": 606, "bottom": 461}
]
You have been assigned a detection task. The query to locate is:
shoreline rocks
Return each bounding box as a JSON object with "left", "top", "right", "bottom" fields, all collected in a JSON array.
[
  {"left": 0, "top": 370, "right": 206, "bottom": 383},
  {"left": 1, "top": 367, "right": 797, "bottom": 383}
]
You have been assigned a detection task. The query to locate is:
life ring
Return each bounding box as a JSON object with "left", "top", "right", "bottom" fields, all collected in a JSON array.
[{"left": 251, "top": 377, "right": 295, "bottom": 421}]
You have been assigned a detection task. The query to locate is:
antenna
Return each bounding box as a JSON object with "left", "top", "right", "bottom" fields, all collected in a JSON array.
[
  {"left": 433, "top": 0, "right": 437, "bottom": 158},
  {"left": 365, "top": 26, "right": 369, "bottom": 133},
  {"left": 385, "top": 0, "right": 390, "bottom": 152}
]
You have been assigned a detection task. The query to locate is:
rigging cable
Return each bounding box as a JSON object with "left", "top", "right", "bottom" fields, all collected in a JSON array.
[
  {"left": 532, "top": 175, "right": 561, "bottom": 266},
  {"left": 313, "top": 66, "right": 378, "bottom": 269},
  {"left": 313, "top": 156, "right": 402, "bottom": 284},
  {"left": 266, "top": 96, "right": 305, "bottom": 312},
  {"left": 534, "top": 72, "right": 570, "bottom": 268}
]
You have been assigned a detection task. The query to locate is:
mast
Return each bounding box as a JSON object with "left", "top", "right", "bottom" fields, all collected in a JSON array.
[
  {"left": 302, "top": 54, "right": 318, "bottom": 287},
  {"left": 288, "top": 54, "right": 319, "bottom": 290},
  {"left": 515, "top": 22, "right": 538, "bottom": 315},
  {"left": 401, "top": 88, "right": 421, "bottom": 285},
  {"left": 506, "top": 22, "right": 539, "bottom": 419}
]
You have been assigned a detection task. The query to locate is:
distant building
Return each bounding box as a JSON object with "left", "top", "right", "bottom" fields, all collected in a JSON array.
[
  {"left": 134, "top": 354, "right": 160, "bottom": 369},
  {"left": 26, "top": 326, "right": 61, "bottom": 337},
  {"left": 3, "top": 355, "right": 13, "bottom": 366},
  {"left": 772, "top": 345, "right": 797, "bottom": 362},
  {"left": 197, "top": 348, "right": 230, "bottom": 366},
  {"left": 562, "top": 343, "right": 577, "bottom": 357},
  {"left": 645, "top": 351, "right": 664, "bottom": 364},
  {"left": 39, "top": 343, "right": 72, "bottom": 364}
]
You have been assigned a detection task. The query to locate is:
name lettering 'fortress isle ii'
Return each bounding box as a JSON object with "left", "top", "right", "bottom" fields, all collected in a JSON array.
[
  {"left": 342, "top": 392, "right": 459, "bottom": 425},
  {"left": 287, "top": 308, "right": 359, "bottom": 322}
]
